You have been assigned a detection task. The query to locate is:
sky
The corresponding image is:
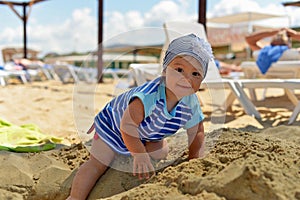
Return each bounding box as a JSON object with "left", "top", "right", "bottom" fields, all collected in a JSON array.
[{"left": 0, "top": 0, "right": 300, "bottom": 65}]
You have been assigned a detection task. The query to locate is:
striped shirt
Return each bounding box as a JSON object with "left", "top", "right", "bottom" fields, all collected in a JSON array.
[{"left": 94, "top": 77, "right": 204, "bottom": 155}]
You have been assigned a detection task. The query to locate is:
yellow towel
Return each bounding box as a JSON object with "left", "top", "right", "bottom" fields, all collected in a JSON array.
[{"left": 0, "top": 119, "right": 63, "bottom": 152}]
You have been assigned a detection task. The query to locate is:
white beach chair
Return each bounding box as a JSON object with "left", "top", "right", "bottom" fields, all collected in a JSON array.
[
  {"left": 0, "top": 70, "right": 28, "bottom": 85},
  {"left": 52, "top": 63, "right": 96, "bottom": 83},
  {"left": 129, "top": 63, "right": 160, "bottom": 86},
  {"left": 53, "top": 63, "right": 131, "bottom": 84},
  {"left": 290, "top": 101, "right": 300, "bottom": 124},
  {"left": 0, "top": 70, "right": 8, "bottom": 86},
  {"left": 52, "top": 64, "right": 81, "bottom": 83},
  {"left": 240, "top": 60, "right": 300, "bottom": 100},
  {"left": 25, "top": 63, "right": 53, "bottom": 80},
  {"left": 1, "top": 62, "right": 29, "bottom": 85},
  {"left": 241, "top": 61, "right": 300, "bottom": 79},
  {"left": 232, "top": 79, "right": 300, "bottom": 124},
  {"left": 103, "top": 68, "right": 132, "bottom": 82}
]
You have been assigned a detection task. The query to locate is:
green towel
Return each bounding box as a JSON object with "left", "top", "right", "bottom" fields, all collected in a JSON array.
[{"left": 0, "top": 119, "right": 63, "bottom": 152}]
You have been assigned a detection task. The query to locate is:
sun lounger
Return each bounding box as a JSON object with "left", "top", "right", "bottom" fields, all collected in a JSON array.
[
  {"left": 52, "top": 64, "right": 99, "bottom": 83},
  {"left": 129, "top": 63, "right": 160, "bottom": 86},
  {"left": 241, "top": 60, "right": 300, "bottom": 79},
  {"left": 290, "top": 101, "right": 300, "bottom": 124},
  {"left": 103, "top": 68, "right": 132, "bottom": 82},
  {"left": 26, "top": 63, "right": 53, "bottom": 80},
  {"left": 0, "top": 69, "right": 28, "bottom": 85},
  {"left": 240, "top": 61, "right": 300, "bottom": 100},
  {"left": 52, "top": 64, "right": 80, "bottom": 83},
  {"left": 0, "top": 70, "right": 8, "bottom": 86},
  {"left": 53, "top": 63, "right": 131, "bottom": 84},
  {"left": 232, "top": 79, "right": 300, "bottom": 124}
]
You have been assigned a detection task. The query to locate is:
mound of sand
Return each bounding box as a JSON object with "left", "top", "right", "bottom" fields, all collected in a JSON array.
[
  {"left": 0, "top": 126, "right": 299, "bottom": 200},
  {"left": 0, "top": 80, "right": 299, "bottom": 199}
]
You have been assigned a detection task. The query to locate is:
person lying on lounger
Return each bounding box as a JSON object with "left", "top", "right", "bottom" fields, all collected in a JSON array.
[
  {"left": 245, "top": 28, "right": 300, "bottom": 74},
  {"left": 245, "top": 27, "right": 300, "bottom": 57}
]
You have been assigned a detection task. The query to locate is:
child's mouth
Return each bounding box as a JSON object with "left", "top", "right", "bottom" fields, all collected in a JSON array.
[{"left": 177, "top": 83, "right": 191, "bottom": 89}]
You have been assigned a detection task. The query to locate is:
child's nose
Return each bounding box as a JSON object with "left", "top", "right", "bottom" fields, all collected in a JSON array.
[
  {"left": 183, "top": 71, "right": 192, "bottom": 79},
  {"left": 182, "top": 73, "right": 193, "bottom": 83}
]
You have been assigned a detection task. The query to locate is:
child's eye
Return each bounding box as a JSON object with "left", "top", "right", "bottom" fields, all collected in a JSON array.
[
  {"left": 175, "top": 68, "right": 184, "bottom": 73},
  {"left": 192, "top": 72, "right": 201, "bottom": 77}
]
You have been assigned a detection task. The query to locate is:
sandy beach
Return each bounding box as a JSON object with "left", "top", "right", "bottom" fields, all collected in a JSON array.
[{"left": 0, "top": 79, "right": 299, "bottom": 200}]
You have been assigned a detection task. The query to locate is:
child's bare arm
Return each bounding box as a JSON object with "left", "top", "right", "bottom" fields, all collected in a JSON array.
[
  {"left": 120, "top": 98, "right": 154, "bottom": 179},
  {"left": 120, "top": 98, "right": 146, "bottom": 153},
  {"left": 187, "top": 121, "right": 205, "bottom": 159}
]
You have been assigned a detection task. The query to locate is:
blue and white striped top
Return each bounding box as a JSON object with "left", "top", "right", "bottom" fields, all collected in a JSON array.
[{"left": 94, "top": 77, "right": 204, "bottom": 155}]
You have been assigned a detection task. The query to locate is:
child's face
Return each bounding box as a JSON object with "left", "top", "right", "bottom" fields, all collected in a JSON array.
[{"left": 164, "top": 55, "right": 204, "bottom": 99}]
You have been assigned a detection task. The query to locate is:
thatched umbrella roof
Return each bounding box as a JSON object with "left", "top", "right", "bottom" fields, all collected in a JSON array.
[{"left": 1, "top": 47, "right": 39, "bottom": 63}]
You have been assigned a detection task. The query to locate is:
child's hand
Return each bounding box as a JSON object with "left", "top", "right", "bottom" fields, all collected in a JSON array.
[{"left": 133, "top": 153, "right": 155, "bottom": 180}]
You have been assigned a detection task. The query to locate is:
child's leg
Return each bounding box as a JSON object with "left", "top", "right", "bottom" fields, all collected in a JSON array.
[
  {"left": 68, "top": 136, "right": 115, "bottom": 200},
  {"left": 145, "top": 139, "right": 169, "bottom": 160}
]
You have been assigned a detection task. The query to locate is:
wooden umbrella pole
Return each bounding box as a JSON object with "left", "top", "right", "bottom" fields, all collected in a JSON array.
[{"left": 97, "top": 0, "right": 103, "bottom": 83}]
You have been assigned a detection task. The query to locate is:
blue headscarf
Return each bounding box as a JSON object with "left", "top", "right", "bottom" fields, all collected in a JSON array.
[{"left": 163, "top": 34, "right": 214, "bottom": 78}]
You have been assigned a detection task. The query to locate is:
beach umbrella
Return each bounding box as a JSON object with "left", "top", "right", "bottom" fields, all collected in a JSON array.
[
  {"left": 97, "top": 0, "right": 103, "bottom": 82},
  {"left": 96, "top": 0, "right": 206, "bottom": 83},
  {"left": 208, "top": 11, "right": 284, "bottom": 58},
  {"left": 0, "top": 0, "right": 49, "bottom": 59},
  {"left": 282, "top": 0, "right": 300, "bottom": 27},
  {"left": 198, "top": 0, "right": 206, "bottom": 31},
  {"left": 208, "top": 11, "right": 283, "bottom": 33}
]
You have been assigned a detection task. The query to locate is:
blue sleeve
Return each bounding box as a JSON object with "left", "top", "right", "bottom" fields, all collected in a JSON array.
[
  {"left": 130, "top": 92, "right": 156, "bottom": 117},
  {"left": 183, "top": 95, "right": 205, "bottom": 129}
]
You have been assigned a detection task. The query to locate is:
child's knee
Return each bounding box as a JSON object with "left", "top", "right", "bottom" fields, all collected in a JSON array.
[
  {"left": 149, "top": 145, "right": 169, "bottom": 160},
  {"left": 146, "top": 140, "right": 169, "bottom": 160},
  {"left": 148, "top": 144, "right": 169, "bottom": 160}
]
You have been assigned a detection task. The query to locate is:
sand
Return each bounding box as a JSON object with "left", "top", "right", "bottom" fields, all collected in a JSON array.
[{"left": 0, "top": 79, "right": 299, "bottom": 200}]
